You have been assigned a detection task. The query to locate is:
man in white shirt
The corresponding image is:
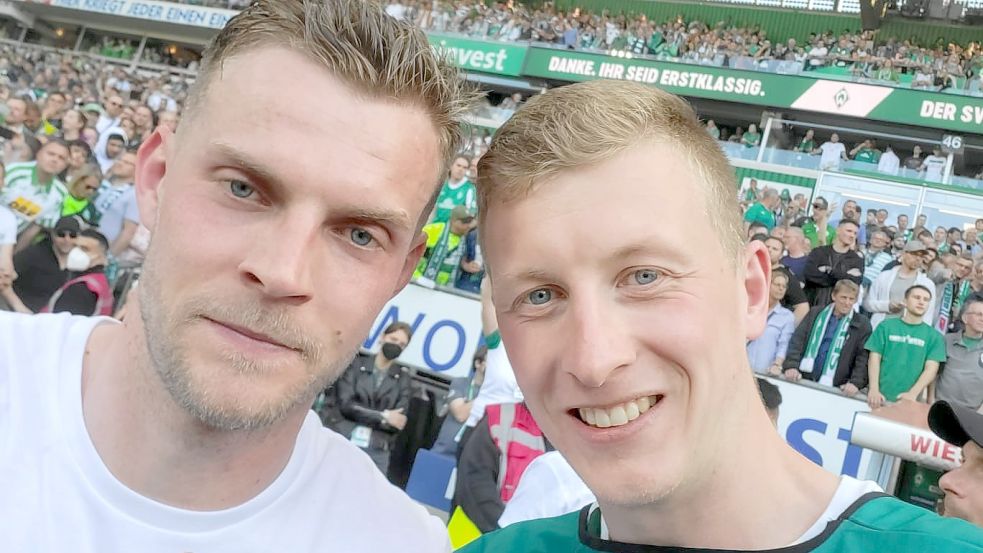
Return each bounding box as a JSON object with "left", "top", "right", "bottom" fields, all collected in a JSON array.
[
  {"left": 93, "top": 151, "right": 141, "bottom": 256},
  {"left": 0, "top": 0, "right": 473, "bottom": 550},
  {"left": 922, "top": 146, "right": 948, "bottom": 182},
  {"left": 877, "top": 145, "right": 900, "bottom": 175},
  {"left": 816, "top": 133, "right": 847, "bottom": 170},
  {"left": 95, "top": 94, "right": 124, "bottom": 135}
]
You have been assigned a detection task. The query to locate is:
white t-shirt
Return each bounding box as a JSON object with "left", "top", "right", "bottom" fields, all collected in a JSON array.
[
  {"left": 922, "top": 155, "right": 946, "bottom": 181},
  {"left": 818, "top": 142, "right": 846, "bottom": 170},
  {"left": 499, "top": 452, "right": 596, "bottom": 528},
  {"left": 465, "top": 335, "right": 522, "bottom": 428},
  {"left": 0, "top": 205, "right": 17, "bottom": 246},
  {"left": 877, "top": 150, "right": 900, "bottom": 175},
  {"left": 0, "top": 312, "right": 451, "bottom": 553}
]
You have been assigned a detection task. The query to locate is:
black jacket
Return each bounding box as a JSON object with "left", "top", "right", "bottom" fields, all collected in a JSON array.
[
  {"left": 783, "top": 307, "right": 872, "bottom": 389},
  {"left": 454, "top": 413, "right": 504, "bottom": 534},
  {"left": 334, "top": 353, "right": 413, "bottom": 448},
  {"left": 803, "top": 246, "right": 864, "bottom": 308}
]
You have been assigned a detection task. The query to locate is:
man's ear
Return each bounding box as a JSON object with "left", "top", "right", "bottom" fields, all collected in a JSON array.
[
  {"left": 743, "top": 240, "right": 772, "bottom": 341},
  {"left": 134, "top": 127, "right": 171, "bottom": 233},
  {"left": 393, "top": 231, "right": 428, "bottom": 296}
]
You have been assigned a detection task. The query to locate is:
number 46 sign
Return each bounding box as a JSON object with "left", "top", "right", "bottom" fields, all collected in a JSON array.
[{"left": 941, "top": 134, "right": 964, "bottom": 155}]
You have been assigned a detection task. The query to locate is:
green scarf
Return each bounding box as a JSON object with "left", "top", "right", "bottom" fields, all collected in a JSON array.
[
  {"left": 800, "top": 304, "right": 853, "bottom": 384},
  {"left": 939, "top": 280, "right": 973, "bottom": 333}
]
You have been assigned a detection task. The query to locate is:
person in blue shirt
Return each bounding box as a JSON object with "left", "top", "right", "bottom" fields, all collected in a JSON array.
[{"left": 746, "top": 270, "right": 795, "bottom": 374}]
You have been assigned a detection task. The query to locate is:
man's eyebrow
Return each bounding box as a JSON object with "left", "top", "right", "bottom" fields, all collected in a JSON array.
[
  {"left": 210, "top": 142, "right": 412, "bottom": 230},
  {"left": 211, "top": 142, "right": 284, "bottom": 188}
]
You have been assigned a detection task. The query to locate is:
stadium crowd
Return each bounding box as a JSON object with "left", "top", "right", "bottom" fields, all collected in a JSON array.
[
  {"left": 149, "top": 0, "right": 983, "bottom": 92},
  {"left": 3, "top": 0, "right": 983, "bottom": 549},
  {"left": 740, "top": 183, "right": 983, "bottom": 411}
]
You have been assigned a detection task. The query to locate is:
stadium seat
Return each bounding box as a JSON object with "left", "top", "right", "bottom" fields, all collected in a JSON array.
[{"left": 405, "top": 448, "right": 456, "bottom": 512}]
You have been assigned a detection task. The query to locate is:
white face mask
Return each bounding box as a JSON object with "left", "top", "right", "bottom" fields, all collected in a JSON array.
[{"left": 66, "top": 247, "right": 91, "bottom": 272}]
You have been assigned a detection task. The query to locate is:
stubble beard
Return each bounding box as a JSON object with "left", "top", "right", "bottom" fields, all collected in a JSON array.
[{"left": 137, "top": 251, "right": 355, "bottom": 433}]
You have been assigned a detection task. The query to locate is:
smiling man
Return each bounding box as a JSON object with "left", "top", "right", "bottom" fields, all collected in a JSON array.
[
  {"left": 462, "top": 80, "right": 983, "bottom": 552},
  {"left": 0, "top": 0, "right": 472, "bottom": 550}
]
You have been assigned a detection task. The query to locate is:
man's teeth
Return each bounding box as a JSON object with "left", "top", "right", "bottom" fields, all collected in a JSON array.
[{"left": 578, "top": 395, "right": 658, "bottom": 428}]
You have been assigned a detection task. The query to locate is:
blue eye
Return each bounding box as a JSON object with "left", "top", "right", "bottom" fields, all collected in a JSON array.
[
  {"left": 229, "top": 180, "right": 254, "bottom": 199},
  {"left": 527, "top": 289, "right": 552, "bottom": 305},
  {"left": 633, "top": 269, "right": 659, "bottom": 285},
  {"left": 350, "top": 228, "right": 374, "bottom": 247}
]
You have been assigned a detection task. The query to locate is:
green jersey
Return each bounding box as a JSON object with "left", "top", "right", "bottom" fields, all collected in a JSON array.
[
  {"left": 854, "top": 148, "right": 881, "bottom": 164},
  {"left": 433, "top": 179, "right": 476, "bottom": 224},
  {"left": 0, "top": 161, "right": 64, "bottom": 234},
  {"left": 865, "top": 318, "right": 946, "bottom": 401},
  {"left": 462, "top": 495, "right": 983, "bottom": 552},
  {"left": 742, "top": 131, "right": 761, "bottom": 147},
  {"left": 797, "top": 138, "right": 815, "bottom": 153},
  {"left": 743, "top": 202, "right": 776, "bottom": 230},
  {"left": 801, "top": 219, "right": 836, "bottom": 248}
]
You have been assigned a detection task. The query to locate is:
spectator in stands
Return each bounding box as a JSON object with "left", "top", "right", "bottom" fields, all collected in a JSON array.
[
  {"left": 829, "top": 199, "right": 859, "bottom": 227},
  {"left": 965, "top": 228, "right": 981, "bottom": 257},
  {"left": 933, "top": 295, "right": 983, "bottom": 410},
  {"left": 453, "top": 400, "right": 546, "bottom": 533},
  {"left": 455, "top": 225, "right": 483, "bottom": 294},
  {"left": 93, "top": 150, "right": 139, "bottom": 256},
  {"left": 415, "top": 205, "right": 473, "bottom": 286},
  {"left": 705, "top": 119, "right": 720, "bottom": 140},
  {"left": 935, "top": 255, "right": 976, "bottom": 333},
  {"left": 815, "top": 133, "right": 847, "bottom": 170},
  {"left": 928, "top": 401, "right": 983, "bottom": 528},
  {"left": 743, "top": 188, "right": 778, "bottom": 232},
  {"left": 803, "top": 219, "right": 864, "bottom": 307},
  {"left": 433, "top": 154, "right": 475, "bottom": 224},
  {"left": 784, "top": 280, "right": 870, "bottom": 397},
  {"left": 460, "top": 277, "right": 522, "bottom": 462},
  {"left": 866, "top": 241, "right": 935, "bottom": 329},
  {"left": 797, "top": 196, "right": 835, "bottom": 248},
  {"left": 432, "top": 345, "right": 487, "bottom": 457},
  {"left": 796, "top": 129, "right": 816, "bottom": 153},
  {"left": 877, "top": 145, "right": 900, "bottom": 175},
  {"left": 1, "top": 215, "right": 77, "bottom": 313},
  {"left": 31, "top": 164, "right": 103, "bottom": 233},
  {"left": 903, "top": 145, "right": 924, "bottom": 171},
  {"left": 335, "top": 322, "right": 415, "bottom": 475},
  {"left": 760, "top": 235, "right": 809, "bottom": 323},
  {"left": 129, "top": 104, "right": 156, "bottom": 146},
  {"left": 746, "top": 270, "right": 795, "bottom": 375},
  {"left": 40, "top": 228, "right": 113, "bottom": 316},
  {"left": 922, "top": 146, "right": 947, "bottom": 182},
  {"left": 850, "top": 139, "right": 880, "bottom": 164},
  {"left": 866, "top": 284, "right": 946, "bottom": 408},
  {"left": 499, "top": 93, "right": 523, "bottom": 111},
  {"left": 94, "top": 94, "right": 123, "bottom": 134},
  {"left": 23, "top": 100, "right": 43, "bottom": 136},
  {"left": 747, "top": 221, "right": 768, "bottom": 241},
  {"left": 743, "top": 178, "right": 761, "bottom": 203},
  {"left": 942, "top": 227, "right": 964, "bottom": 255},
  {"left": 93, "top": 127, "right": 126, "bottom": 173},
  {"left": 5, "top": 97, "right": 28, "bottom": 136},
  {"left": 863, "top": 230, "right": 894, "bottom": 288},
  {"left": 741, "top": 123, "right": 761, "bottom": 148},
  {"left": 781, "top": 226, "right": 810, "bottom": 279},
  {"left": 57, "top": 109, "right": 87, "bottom": 143},
  {"left": 158, "top": 110, "right": 180, "bottom": 133},
  {"left": 0, "top": 138, "right": 69, "bottom": 237},
  {"left": 806, "top": 39, "right": 828, "bottom": 69}
]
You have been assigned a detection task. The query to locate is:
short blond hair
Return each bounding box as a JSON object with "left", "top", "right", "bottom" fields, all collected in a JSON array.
[
  {"left": 188, "top": 0, "right": 475, "bottom": 179},
  {"left": 477, "top": 80, "right": 743, "bottom": 261}
]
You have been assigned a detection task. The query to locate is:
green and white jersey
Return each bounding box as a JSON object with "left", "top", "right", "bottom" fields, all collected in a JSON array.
[
  {"left": 433, "top": 178, "right": 476, "bottom": 224},
  {"left": 33, "top": 181, "right": 70, "bottom": 229},
  {"left": 0, "top": 161, "right": 64, "bottom": 234},
  {"left": 462, "top": 493, "right": 983, "bottom": 552}
]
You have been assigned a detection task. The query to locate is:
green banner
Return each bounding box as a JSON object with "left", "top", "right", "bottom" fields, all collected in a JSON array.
[
  {"left": 522, "top": 47, "right": 983, "bottom": 135},
  {"left": 427, "top": 33, "right": 527, "bottom": 77}
]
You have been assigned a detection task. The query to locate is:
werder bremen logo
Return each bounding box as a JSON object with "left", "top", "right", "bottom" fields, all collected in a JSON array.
[{"left": 834, "top": 88, "right": 849, "bottom": 109}]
